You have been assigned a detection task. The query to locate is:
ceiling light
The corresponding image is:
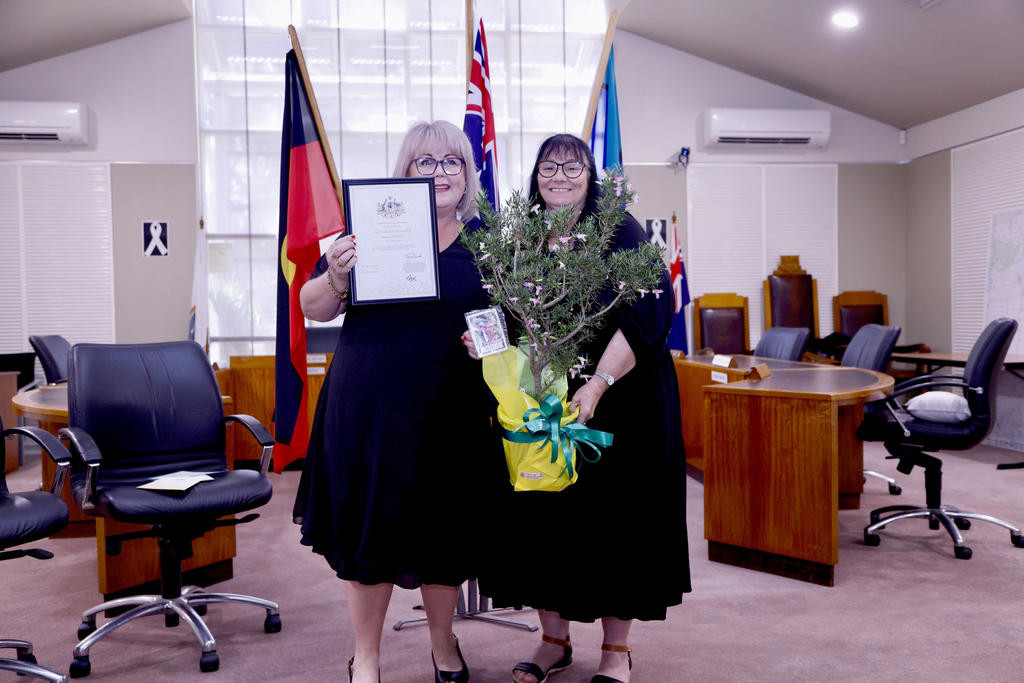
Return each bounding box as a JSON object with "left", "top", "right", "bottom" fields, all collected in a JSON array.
[{"left": 831, "top": 10, "right": 860, "bottom": 29}]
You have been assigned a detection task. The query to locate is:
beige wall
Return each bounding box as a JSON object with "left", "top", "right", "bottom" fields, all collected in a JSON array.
[
  {"left": 905, "top": 151, "right": 952, "bottom": 351},
  {"left": 624, "top": 163, "right": 687, "bottom": 259},
  {"left": 836, "top": 164, "right": 909, "bottom": 339},
  {"left": 111, "top": 163, "right": 198, "bottom": 343}
]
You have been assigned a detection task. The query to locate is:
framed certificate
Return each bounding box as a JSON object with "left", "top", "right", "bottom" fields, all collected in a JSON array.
[{"left": 342, "top": 177, "right": 440, "bottom": 305}]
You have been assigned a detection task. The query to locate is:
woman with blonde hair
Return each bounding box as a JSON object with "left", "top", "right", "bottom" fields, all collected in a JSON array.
[{"left": 294, "top": 120, "right": 502, "bottom": 683}]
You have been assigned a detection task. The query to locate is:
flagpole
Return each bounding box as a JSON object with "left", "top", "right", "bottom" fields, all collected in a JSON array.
[
  {"left": 581, "top": 9, "right": 618, "bottom": 140},
  {"left": 465, "top": 0, "right": 475, "bottom": 93},
  {"left": 288, "top": 25, "right": 344, "bottom": 210}
]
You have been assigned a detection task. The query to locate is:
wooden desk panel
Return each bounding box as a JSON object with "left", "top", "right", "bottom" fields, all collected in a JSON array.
[
  {"left": 1, "top": 371, "right": 18, "bottom": 473},
  {"left": 673, "top": 354, "right": 815, "bottom": 471},
  {"left": 702, "top": 367, "right": 892, "bottom": 586}
]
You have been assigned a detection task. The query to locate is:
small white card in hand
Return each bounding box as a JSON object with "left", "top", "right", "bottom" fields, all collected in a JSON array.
[
  {"left": 465, "top": 306, "right": 510, "bottom": 357},
  {"left": 138, "top": 471, "right": 214, "bottom": 492}
]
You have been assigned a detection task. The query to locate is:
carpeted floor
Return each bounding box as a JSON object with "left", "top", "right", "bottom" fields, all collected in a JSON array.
[{"left": 3, "top": 440, "right": 1024, "bottom": 682}]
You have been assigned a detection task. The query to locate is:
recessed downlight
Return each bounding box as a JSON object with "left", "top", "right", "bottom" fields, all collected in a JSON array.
[{"left": 831, "top": 10, "right": 860, "bottom": 28}]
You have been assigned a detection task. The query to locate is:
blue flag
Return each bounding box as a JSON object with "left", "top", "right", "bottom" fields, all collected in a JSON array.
[{"left": 589, "top": 45, "right": 621, "bottom": 171}]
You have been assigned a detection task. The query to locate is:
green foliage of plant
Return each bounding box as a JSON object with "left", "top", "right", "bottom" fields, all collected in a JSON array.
[{"left": 463, "top": 169, "right": 664, "bottom": 398}]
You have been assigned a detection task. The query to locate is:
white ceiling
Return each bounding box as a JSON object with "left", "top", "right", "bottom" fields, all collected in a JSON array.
[
  {"left": 618, "top": 0, "right": 1024, "bottom": 129},
  {"left": 2, "top": 0, "right": 1024, "bottom": 130},
  {"left": 0, "top": 0, "right": 191, "bottom": 73}
]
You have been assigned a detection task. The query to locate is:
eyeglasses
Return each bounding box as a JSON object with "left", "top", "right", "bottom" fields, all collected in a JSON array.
[
  {"left": 537, "top": 160, "right": 586, "bottom": 178},
  {"left": 412, "top": 156, "right": 465, "bottom": 176}
]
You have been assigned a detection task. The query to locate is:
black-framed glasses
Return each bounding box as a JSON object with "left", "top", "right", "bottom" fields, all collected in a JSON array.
[
  {"left": 537, "top": 160, "right": 587, "bottom": 178},
  {"left": 412, "top": 156, "right": 465, "bottom": 176}
]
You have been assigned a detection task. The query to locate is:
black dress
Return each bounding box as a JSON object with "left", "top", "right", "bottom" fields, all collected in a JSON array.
[
  {"left": 293, "top": 221, "right": 503, "bottom": 589},
  {"left": 479, "top": 213, "right": 691, "bottom": 622}
]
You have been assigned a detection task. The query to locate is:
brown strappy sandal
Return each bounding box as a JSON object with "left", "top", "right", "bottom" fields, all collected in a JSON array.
[
  {"left": 512, "top": 634, "right": 572, "bottom": 682},
  {"left": 590, "top": 643, "right": 632, "bottom": 683}
]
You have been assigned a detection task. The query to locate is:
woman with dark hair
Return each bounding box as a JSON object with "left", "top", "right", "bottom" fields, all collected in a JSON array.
[
  {"left": 294, "top": 120, "right": 502, "bottom": 683},
  {"left": 478, "top": 134, "right": 691, "bottom": 683}
]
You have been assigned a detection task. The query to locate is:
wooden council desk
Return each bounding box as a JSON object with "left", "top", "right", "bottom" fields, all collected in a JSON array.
[{"left": 700, "top": 365, "right": 892, "bottom": 587}]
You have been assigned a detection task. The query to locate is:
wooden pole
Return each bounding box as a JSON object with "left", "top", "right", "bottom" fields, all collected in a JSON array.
[
  {"left": 581, "top": 10, "right": 618, "bottom": 140},
  {"left": 288, "top": 25, "right": 344, "bottom": 208},
  {"left": 465, "top": 0, "right": 475, "bottom": 94}
]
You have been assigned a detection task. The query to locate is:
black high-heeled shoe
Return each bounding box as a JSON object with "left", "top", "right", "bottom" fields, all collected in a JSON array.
[
  {"left": 432, "top": 634, "right": 469, "bottom": 683},
  {"left": 512, "top": 634, "right": 572, "bottom": 682},
  {"left": 590, "top": 643, "right": 632, "bottom": 683}
]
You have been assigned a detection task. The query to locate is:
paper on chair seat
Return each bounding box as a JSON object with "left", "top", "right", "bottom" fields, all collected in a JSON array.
[{"left": 137, "top": 471, "right": 214, "bottom": 491}]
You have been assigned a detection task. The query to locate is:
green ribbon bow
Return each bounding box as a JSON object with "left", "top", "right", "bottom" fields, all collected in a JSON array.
[{"left": 503, "top": 393, "right": 614, "bottom": 480}]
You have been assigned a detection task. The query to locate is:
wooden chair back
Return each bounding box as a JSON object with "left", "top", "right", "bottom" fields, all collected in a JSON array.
[
  {"left": 692, "top": 292, "right": 749, "bottom": 354},
  {"left": 833, "top": 290, "right": 888, "bottom": 338},
  {"left": 763, "top": 255, "right": 819, "bottom": 338}
]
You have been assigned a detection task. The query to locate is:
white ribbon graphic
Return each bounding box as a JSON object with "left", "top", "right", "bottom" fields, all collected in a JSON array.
[{"left": 145, "top": 223, "right": 168, "bottom": 256}]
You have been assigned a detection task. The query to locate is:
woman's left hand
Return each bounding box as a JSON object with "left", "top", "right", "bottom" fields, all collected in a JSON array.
[
  {"left": 461, "top": 330, "right": 480, "bottom": 360},
  {"left": 569, "top": 379, "right": 606, "bottom": 424}
]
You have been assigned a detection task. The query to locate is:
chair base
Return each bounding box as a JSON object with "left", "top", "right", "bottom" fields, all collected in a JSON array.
[
  {"left": 863, "top": 469, "right": 901, "bottom": 495},
  {"left": 864, "top": 504, "right": 1024, "bottom": 559},
  {"left": 69, "top": 586, "right": 280, "bottom": 678},
  {"left": 0, "top": 639, "right": 66, "bottom": 682}
]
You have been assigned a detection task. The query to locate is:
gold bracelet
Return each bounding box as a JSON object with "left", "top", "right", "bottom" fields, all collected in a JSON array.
[{"left": 326, "top": 270, "right": 349, "bottom": 301}]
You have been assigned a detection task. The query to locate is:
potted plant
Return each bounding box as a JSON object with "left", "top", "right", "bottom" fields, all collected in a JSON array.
[{"left": 463, "top": 169, "right": 664, "bottom": 491}]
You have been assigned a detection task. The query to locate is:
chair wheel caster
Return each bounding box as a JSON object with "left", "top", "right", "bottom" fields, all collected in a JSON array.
[
  {"left": 77, "top": 621, "right": 96, "bottom": 640},
  {"left": 16, "top": 651, "right": 38, "bottom": 665},
  {"left": 264, "top": 614, "right": 282, "bottom": 633},
  {"left": 69, "top": 656, "right": 91, "bottom": 678},
  {"left": 887, "top": 483, "right": 902, "bottom": 495},
  {"left": 199, "top": 651, "right": 219, "bottom": 673},
  {"left": 1012, "top": 533, "right": 1024, "bottom": 548},
  {"left": 954, "top": 546, "right": 973, "bottom": 560},
  {"left": 195, "top": 604, "right": 207, "bottom": 616},
  {"left": 954, "top": 518, "right": 971, "bottom": 530},
  {"left": 864, "top": 533, "right": 881, "bottom": 546},
  {"left": 165, "top": 613, "right": 180, "bottom": 628}
]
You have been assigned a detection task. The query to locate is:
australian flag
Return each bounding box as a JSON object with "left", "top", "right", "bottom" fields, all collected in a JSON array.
[
  {"left": 463, "top": 15, "right": 499, "bottom": 211},
  {"left": 666, "top": 216, "right": 691, "bottom": 353}
]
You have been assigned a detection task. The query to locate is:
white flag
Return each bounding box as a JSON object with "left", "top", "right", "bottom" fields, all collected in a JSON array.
[{"left": 189, "top": 221, "right": 209, "bottom": 351}]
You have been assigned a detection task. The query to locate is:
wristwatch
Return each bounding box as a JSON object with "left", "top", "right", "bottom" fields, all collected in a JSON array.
[{"left": 593, "top": 369, "right": 615, "bottom": 387}]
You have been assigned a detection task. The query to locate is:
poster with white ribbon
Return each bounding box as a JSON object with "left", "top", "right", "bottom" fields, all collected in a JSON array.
[{"left": 143, "top": 221, "right": 169, "bottom": 257}]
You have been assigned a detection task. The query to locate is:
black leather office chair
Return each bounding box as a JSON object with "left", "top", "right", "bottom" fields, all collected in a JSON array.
[
  {"left": 1, "top": 416, "right": 72, "bottom": 682},
  {"left": 59, "top": 341, "right": 281, "bottom": 677},
  {"left": 28, "top": 336, "right": 71, "bottom": 385},
  {"left": 839, "top": 324, "right": 904, "bottom": 495},
  {"left": 752, "top": 326, "right": 810, "bottom": 361},
  {"left": 858, "top": 318, "right": 1021, "bottom": 559}
]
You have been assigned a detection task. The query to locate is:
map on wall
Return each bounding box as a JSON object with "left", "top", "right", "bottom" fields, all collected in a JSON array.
[{"left": 985, "top": 208, "right": 1024, "bottom": 356}]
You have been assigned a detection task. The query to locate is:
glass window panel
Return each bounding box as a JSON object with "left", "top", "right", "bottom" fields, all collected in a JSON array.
[
  {"left": 208, "top": 237, "right": 253, "bottom": 337},
  {"left": 196, "top": 0, "right": 245, "bottom": 26},
  {"left": 250, "top": 237, "right": 279, "bottom": 336},
  {"left": 202, "top": 133, "right": 251, "bottom": 234},
  {"left": 242, "top": 0, "right": 292, "bottom": 28}
]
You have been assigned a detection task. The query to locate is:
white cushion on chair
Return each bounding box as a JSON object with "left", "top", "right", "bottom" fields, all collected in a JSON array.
[{"left": 905, "top": 391, "right": 971, "bottom": 423}]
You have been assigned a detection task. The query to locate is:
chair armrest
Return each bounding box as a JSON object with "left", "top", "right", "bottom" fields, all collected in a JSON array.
[
  {"left": 224, "top": 414, "right": 274, "bottom": 475},
  {"left": 1, "top": 425, "right": 72, "bottom": 495},
  {"left": 892, "top": 373, "right": 962, "bottom": 392},
  {"left": 886, "top": 378, "right": 978, "bottom": 403},
  {"left": 58, "top": 427, "right": 103, "bottom": 510}
]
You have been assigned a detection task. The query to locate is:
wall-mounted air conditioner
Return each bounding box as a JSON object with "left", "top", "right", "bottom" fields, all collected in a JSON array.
[
  {"left": 704, "top": 108, "right": 830, "bottom": 148},
  {"left": 0, "top": 101, "right": 89, "bottom": 144}
]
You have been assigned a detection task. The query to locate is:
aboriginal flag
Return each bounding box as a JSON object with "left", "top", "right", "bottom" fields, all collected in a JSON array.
[{"left": 274, "top": 50, "right": 344, "bottom": 472}]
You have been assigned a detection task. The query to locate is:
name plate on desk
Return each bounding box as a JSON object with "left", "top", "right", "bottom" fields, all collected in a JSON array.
[{"left": 711, "top": 354, "right": 737, "bottom": 383}]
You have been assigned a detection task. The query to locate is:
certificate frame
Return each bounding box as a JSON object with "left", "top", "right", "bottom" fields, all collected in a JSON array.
[{"left": 341, "top": 177, "right": 440, "bottom": 306}]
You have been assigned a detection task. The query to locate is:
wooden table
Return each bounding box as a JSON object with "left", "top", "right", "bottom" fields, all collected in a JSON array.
[
  {"left": 673, "top": 354, "right": 812, "bottom": 471},
  {"left": 701, "top": 365, "right": 893, "bottom": 587},
  {"left": 890, "top": 351, "right": 1024, "bottom": 381}
]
